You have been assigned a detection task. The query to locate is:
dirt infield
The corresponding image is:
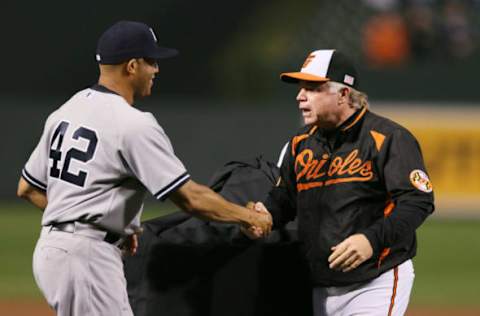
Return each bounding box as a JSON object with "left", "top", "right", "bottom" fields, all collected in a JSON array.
[
  {"left": 1, "top": 300, "right": 480, "bottom": 316},
  {"left": 0, "top": 300, "right": 53, "bottom": 316}
]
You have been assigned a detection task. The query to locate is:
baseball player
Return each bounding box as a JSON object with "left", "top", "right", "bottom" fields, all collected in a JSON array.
[
  {"left": 16, "top": 20, "right": 271, "bottom": 316},
  {"left": 256, "top": 49, "right": 434, "bottom": 315}
]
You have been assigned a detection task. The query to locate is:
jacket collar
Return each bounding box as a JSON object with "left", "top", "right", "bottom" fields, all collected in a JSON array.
[{"left": 315, "top": 107, "right": 368, "bottom": 146}]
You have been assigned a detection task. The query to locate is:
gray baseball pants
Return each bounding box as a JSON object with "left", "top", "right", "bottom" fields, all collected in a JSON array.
[{"left": 33, "top": 225, "right": 133, "bottom": 316}]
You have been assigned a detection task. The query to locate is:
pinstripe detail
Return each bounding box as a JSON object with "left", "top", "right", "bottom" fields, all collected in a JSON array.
[
  {"left": 22, "top": 168, "right": 47, "bottom": 191},
  {"left": 154, "top": 172, "right": 190, "bottom": 201},
  {"left": 388, "top": 266, "right": 399, "bottom": 316}
]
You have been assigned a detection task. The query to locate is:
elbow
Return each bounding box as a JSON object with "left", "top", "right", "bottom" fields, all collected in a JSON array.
[
  {"left": 17, "top": 178, "right": 31, "bottom": 199},
  {"left": 17, "top": 185, "right": 28, "bottom": 199}
]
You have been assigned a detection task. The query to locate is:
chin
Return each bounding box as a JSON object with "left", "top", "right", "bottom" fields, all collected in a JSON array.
[{"left": 303, "top": 118, "right": 316, "bottom": 126}]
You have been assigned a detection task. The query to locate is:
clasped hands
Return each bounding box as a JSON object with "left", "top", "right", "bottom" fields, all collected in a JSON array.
[{"left": 241, "top": 201, "right": 272, "bottom": 239}]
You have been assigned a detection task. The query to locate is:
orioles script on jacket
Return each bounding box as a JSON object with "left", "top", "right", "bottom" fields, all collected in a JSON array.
[{"left": 295, "top": 149, "right": 373, "bottom": 192}]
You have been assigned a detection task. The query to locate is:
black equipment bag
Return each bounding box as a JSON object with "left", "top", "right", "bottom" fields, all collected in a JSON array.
[{"left": 124, "top": 156, "right": 312, "bottom": 316}]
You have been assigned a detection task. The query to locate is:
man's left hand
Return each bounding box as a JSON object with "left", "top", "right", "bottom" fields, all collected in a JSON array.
[
  {"left": 328, "top": 234, "right": 373, "bottom": 273},
  {"left": 121, "top": 228, "right": 143, "bottom": 256}
]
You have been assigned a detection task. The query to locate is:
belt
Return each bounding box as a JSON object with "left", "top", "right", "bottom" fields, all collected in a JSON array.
[{"left": 50, "top": 222, "right": 122, "bottom": 245}]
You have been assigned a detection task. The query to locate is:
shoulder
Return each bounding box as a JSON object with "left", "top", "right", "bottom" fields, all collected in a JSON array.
[
  {"left": 119, "top": 109, "right": 167, "bottom": 144},
  {"left": 288, "top": 125, "right": 318, "bottom": 156},
  {"left": 289, "top": 125, "right": 317, "bottom": 143},
  {"left": 364, "top": 110, "right": 417, "bottom": 141},
  {"left": 362, "top": 111, "right": 422, "bottom": 155}
]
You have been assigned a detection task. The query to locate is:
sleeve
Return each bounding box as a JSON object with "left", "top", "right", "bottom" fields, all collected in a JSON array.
[
  {"left": 361, "top": 128, "right": 435, "bottom": 256},
  {"left": 22, "top": 120, "right": 52, "bottom": 192},
  {"left": 121, "top": 113, "right": 190, "bottom": 201},
  {"left": 264, "top": 141, "right": 298, "bottom": 228}
]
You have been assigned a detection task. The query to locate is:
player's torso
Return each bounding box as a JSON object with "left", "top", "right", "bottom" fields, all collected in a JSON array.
[
  {"left": 42, "top": 88, "right": 146, "bottom": 234},
  {"left": 292, "top": 112, "right": 389, "bottom": 258}
]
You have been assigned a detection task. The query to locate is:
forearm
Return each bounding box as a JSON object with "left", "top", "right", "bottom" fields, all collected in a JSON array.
[
  {"left": 24, "top": 190, "right": 48, "bottom": 210},
  {"left": 264, "top": 186, "right": 296, "bottom": 229},
  {"left": 361, "top": 200, "right": 433, "bottom": 256},
  {"left": 17, "top": 177, "right": 47, "bottom": 211},
  {"left": 171, "top": 182, "right": 253, "bottom": 226}
]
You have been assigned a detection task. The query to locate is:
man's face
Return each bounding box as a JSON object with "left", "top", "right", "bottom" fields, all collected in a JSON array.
[
  {"left": 132, "top": 58, "right": 159, "bottom": 98},
  {"left": 296, "top": 81, "right": 340, "bottom": 127}
]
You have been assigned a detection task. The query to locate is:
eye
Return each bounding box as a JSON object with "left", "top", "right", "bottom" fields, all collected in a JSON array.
[{"left": 143, "top": 58, "right": 158, "bottom": 67}]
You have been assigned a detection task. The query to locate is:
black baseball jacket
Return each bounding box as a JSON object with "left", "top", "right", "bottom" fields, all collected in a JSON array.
[{"left": 265, "top": 107, "right": 434, "bottom": 286}]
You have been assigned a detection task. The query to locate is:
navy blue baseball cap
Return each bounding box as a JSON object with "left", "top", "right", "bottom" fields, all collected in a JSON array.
[{"left": 95, "top": 21, "right": 178, "bottom": 64}]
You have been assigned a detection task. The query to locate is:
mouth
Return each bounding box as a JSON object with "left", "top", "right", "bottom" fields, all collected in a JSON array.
[{"left": 300, "top": 108, "right": 311, "bottom": 116}]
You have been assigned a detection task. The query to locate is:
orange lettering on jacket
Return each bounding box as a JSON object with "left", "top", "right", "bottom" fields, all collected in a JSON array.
[{"left": 295, "top": 149, "right": 373, "bottom": 192}]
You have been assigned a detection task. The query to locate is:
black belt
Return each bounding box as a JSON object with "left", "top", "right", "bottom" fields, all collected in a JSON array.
[{"left": 51, "top": 222, "right": 122, "bottom": 245}]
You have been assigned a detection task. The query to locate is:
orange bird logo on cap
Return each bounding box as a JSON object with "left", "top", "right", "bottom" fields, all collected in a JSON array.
[{"left": 302, "top": 53, "right": 316, "bottom": 69}]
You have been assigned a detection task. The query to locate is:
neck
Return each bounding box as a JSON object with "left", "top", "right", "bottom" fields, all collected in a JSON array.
[
  {"left": 98, "top": 76, "right": 134, "bottom": 105},
  {"left": 335, "top": 106, "right": 356, "bottom": 128}
]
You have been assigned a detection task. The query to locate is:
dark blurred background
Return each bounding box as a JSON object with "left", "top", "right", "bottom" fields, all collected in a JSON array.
[
  {"left": 1, "top": 0, "right": 479, "bottom": 199},
  {"left": 1, "top": 0, "right": 479, "bottom": 100},
  {"left": 1, "top": 1, "right": 480, "bottom": 314}
]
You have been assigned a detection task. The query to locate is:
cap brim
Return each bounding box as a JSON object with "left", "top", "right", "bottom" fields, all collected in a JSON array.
[
  {"left": 280, "top": 72, "right": 330, "bottom": 83},
  {"left": 149, "top": 46, "right": 179, "bottom": 59}
]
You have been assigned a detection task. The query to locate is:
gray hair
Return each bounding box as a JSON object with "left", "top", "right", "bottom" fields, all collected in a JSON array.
[{"left": 327, "top": 81, "right": 369, "bottom": 110}]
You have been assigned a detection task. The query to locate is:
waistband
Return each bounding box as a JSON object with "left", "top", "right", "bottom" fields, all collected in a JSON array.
[{"left": 42, "top": 222, "right": 123, "bottom": 245}]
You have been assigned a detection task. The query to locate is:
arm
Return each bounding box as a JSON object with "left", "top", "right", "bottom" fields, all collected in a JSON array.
[
  {"left": 169, "top": 179, "right": 272, "bottom": 235},
  {"left": 361, "top": 129, "right": 434, "bottom": 256},
  {"left": 329, "top": 129, "right": 434, "bottom": 272},
  {"left": 17, "top": 177, "right": 48, "bottom": 210},
  {"left": 264, "top": 141, "right": 298, "bottom": 229}
]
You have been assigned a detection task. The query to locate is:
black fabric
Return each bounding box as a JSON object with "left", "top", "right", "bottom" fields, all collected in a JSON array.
[
  {"left": 326, "top": 50, "right": 358, "bottom": 88},
  {"left": 124, "top": 156, "right": 312, "bottom": 316}
]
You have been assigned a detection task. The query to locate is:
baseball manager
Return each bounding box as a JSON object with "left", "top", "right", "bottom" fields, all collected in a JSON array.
[{"left": 256, "top": 49, "right": 434, "bottom": 315}]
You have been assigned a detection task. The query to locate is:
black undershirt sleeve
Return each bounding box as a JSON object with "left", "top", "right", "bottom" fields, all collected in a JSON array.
[{"left": 265, "top": 142, "right": 298, "bottom": 229}]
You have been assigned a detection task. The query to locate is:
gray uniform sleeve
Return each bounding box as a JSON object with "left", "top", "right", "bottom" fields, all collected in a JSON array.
[
  {"left": 22, "top": 119, "right": 52, "bottom": 192},
  {"left": 121, "top": 113, "right": 190, "bottom": 201}
]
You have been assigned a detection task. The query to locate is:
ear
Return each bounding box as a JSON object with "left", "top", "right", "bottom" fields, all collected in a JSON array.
[
  {"left": 125, "top": 59, "right": 138, "bottom": 75},
  {"left": 338, "top": 87, "right": 350, "bottom": 106}
]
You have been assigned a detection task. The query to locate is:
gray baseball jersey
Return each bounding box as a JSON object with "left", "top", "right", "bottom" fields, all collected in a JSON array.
[{"left": 22, "top": 85, "right": 190, "bottom": 235}]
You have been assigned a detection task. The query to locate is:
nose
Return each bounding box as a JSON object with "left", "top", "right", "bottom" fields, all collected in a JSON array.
[{"left": 296, "top": 88, "right": 306, "bottom": 102}]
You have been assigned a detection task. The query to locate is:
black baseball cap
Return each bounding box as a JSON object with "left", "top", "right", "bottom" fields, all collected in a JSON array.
[
  {"left": 95, "top": 21, "right": 178, "bottom": 65},
  {"left": 280, "top": 49, "right": 358, "bottom": 88}
]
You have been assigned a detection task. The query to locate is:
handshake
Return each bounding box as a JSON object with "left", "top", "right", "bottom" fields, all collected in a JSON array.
[{"left": 241, "top": 201, "right": 272, "bottom": 239}]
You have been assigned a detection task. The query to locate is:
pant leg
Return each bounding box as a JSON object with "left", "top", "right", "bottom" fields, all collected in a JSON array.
[
  {"left": 312, "top": 260, "right": 415, "bottom": 316},
  {"left": 33, "top": 228, "right": 133, "bottom": 316}
]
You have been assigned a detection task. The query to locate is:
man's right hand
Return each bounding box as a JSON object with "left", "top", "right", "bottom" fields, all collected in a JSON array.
[{"left": 242, "top": 201, "right": 272, "bottom": 239}]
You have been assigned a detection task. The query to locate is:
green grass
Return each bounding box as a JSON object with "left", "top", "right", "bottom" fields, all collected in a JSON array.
[
  {"left": 411, "top": 219, "right": 480, "bottom": 306},
  {"left": 0, "top": 201, "right": 176, "bottom": 299},
  {"left": 1, "top": 202, "right": 479, "bottom": 307}
]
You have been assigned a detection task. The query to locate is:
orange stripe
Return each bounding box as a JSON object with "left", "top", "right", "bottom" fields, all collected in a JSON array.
[
  {"left": 388, "top": 266, "right": 399, "bottom": 316},
  {"left": 280, "top": 72, "right": 330, "bottom": 82},
  {"left": 308, "top": 126, "right": 318, "bottom": 135},
  {"left": 291, "top": 126, "right": 318, "bottom": 156},
  {"left": 297, "top": 181, "right": 324, "bottom": 192},
  {"left": 324, "top": 177, "right": 372, "bottom": 186},
  {"left": 377, "top": 247, "right": 391, "bottom": 268},
  {"left": 341, "top": 106, "right": 367, "bottom": 131},
  {"left": 384, "top": 200, "right": 395, "bottom": 217}
]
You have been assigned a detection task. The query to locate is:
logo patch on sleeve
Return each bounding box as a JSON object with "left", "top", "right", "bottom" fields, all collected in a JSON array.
[{"left": 409, "top": 169, "right": 433, "bottom": 193}]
